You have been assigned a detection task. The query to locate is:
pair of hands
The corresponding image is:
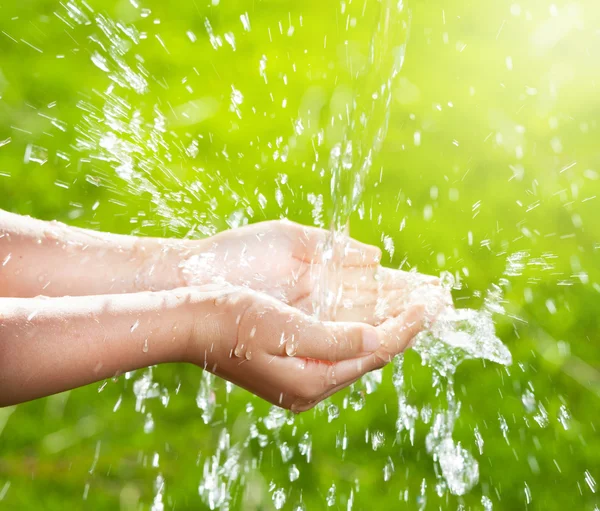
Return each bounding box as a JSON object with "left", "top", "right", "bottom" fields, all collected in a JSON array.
[
  {"left": 0, "top": 212, "right": 449, "bottom": 409},
  {"left": 178, "top": 220, "right": 450, "bottom": 412}
]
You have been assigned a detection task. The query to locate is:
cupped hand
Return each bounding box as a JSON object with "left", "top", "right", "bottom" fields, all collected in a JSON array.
[
  {"left": 185, "top": 283, "right": 432, "bottom": 412},
  {"left": 182, "top": 220, "right": 448, "bottom": 325}
]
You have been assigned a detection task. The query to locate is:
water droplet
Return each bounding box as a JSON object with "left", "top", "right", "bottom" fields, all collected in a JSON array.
[
  {"left": 326, "top": 484, "right": 336, "bottom": 507},
  {"left": 440, "top": 271, "right": 455, "bottom": 290},
  {"left": 557, "top": 404, "right": 571, "bottom": 430},
  {"left": 524, "top": 482, "right": 532, "bottom": 504},
  {"left": 144, "top": 413, "right": 154, "bottom": 434},
  {"left": 272, "top": 488, "right": 286, "bottom": 509},
  {"left": 240, "top": 12, "right": 251, "bottom": 32},
  {"left": 233, "top": 343, "right": 246, "bottom": 358},
  {"left": 224, "top": 32, "right": 236, "bottom": 51},
  {"left": 284, "top": 336, "right": 298, "bottom": 357},
  {"left": 327, "top": 404, "right": 339, "bottom": 423},
  {"left": 0, "top": 481, "right": 11, "bottom": 501},
  {"left": 371, "top": 430, "right": 385, "bottom": 451},
  {"left": 349, "top": 390, "right": 365, "bottom": 411},
  {"left": 474, "top": 426, "right": 484, "bottom": 455},
  {"left": 294, "top": 119, "right": 304, "bottom": 135},
  {"left": 279, "top": 442, "right": 293, "bottom": 463},
  {"left": 521, "top": 389, "right": 536, "bottom": 413},
  {"left": 196, "top": 373, "right": 216, "bottom": 424},
  {"left": 264, "top": 406, "right": 287, "bottom": 431},
  {"left": 533, "top": 403, "right": 549, "bottom": 428},
  {"left": 298, "top": 433, "right": 312, "bottom": 462},
  {"left": 289, "top": 464, "right": 300, "bottom": 481},
  {"left": 585, "top": 470, "right": 597, "bottom": 493},
  {"left": 24, "top": 144, "right": 48, "bottom": 165},
  {"left": 498, "top": 414, "right": 510, "bottom": 443},
  {"left": 91, "top": 51, "right": 110, "bottom": 72},
  {"left": 113, "top": 395, "right": 122, "bottom": 412},
  {"left": 383, "top": 457, "right": 395, "bottom": 481}
]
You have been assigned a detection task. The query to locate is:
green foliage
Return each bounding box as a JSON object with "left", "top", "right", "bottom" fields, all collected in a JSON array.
[{"left": 0, "top": 0, "right": 599, "bottom": 509}]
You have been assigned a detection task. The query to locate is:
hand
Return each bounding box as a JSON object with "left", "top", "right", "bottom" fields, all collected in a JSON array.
[
  {"left": 182, "top": 220, "right": 448, "bottom": 326},
  {"left": 185, "top": 283, "right": 431, "bottom": 412}
]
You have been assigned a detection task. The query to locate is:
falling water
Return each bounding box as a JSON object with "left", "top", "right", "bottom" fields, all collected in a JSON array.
[
  {"left": 309, "top": 0, "right": 514, "bottom": 497},
  {"left": 315, "top": 0, "right": 410, "bottom": 321},
  {"left": 395, "top": 275, "right": 513, "bottom": 496}
]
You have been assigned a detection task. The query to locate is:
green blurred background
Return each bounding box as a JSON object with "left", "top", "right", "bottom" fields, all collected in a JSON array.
[{"left": 1, "top": 0, "right": 599, "bottom": 509}]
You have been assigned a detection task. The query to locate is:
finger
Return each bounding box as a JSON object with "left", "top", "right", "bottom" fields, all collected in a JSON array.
[
  {"left": 341, "top": 239, "right": 382, "bottom": 267},
  {"left": 290, "top": 223, "right": 381, "bottom": 267},
  {"left": 213, "top": 351, "right": 311, "bottom": 411},
  {"left": 404, "top": 283, "right": 453, "bottom": 320},
  {"left": 375, "top": 267, "right": 439, "bottom": 291},
  {"left": 275, "top": 356, "right": 365, "bottom": 407},
  {"left": 291, "top": 352, "right": 387, "bottom": 399},
  {"left": 294, "top": 319, "right": 380, "bottom": 361},
  {"left": 335, "top": 293, "right": 409, "bottom": 325},
  {"left": 290, "top": 376, "right": 362, "bottom": 413},
  {"left": 287, "top": 265, "right": 378, "bottom": 314},
  {"left": 292, "top": 284, "right": 409, "bottom": 325},
  {"left": 276, "top": 316, "right": 381, "bottom": 361},
  {"left": 333, "top": 268, "right": 441, "bottom": 307},
  {"left": 242, "top": 295, "right": 380, "bottom": 361},
  {"left": 279, "top": 337, "right": 405, "bottom": 412},
  {"left": 377, "top": 304, "right": 427, "bottom": 354}
]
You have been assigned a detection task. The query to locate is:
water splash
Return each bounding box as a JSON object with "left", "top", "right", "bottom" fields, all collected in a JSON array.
[
  {"left": 413, "top": 308, "right": 512, "bottom": 376},
  {"left": 198, "top": 428, "right": 243, "bottom": 509},
  {"left": 392, "top": 262, "right": 516, "bottom": 495}
]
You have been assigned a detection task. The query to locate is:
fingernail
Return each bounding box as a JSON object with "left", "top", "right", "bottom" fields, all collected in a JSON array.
[{"left": 363, "top": 327, "right": 380, "bottom": 352}]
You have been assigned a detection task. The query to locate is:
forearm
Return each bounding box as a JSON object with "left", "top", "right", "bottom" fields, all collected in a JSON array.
[
  {"left": 0, "top": 288, "right": 203, "bottom": 406},
  {"left": 0, "top": 209, "right": 209, "bottom": 297}
]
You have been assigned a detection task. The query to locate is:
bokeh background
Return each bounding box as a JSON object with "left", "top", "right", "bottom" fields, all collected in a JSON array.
[{"left": 1, "top": 0, "right": 599, "bottom": 509}]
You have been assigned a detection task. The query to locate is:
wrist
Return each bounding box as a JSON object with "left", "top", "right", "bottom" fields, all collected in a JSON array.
[
  {"left": 177, "top": 238, "right": 224, "bottom": 288},
  {"left": 128, "top": 288, "right": 203, "bottom": 366},
  {"left": 177, "top": 284, "right": 223, "bottom": 365},
  {"left": 132, "top": 237, "right": 214, "bottom": 292},
  {"left": 179, "top": 284, "right": 244, "bottom": 368}
]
